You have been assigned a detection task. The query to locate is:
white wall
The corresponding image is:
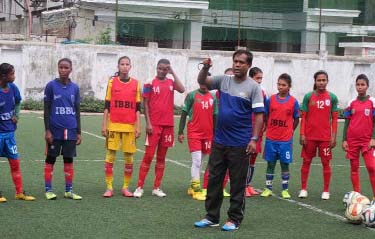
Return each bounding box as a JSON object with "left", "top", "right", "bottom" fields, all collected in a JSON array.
[{"left": 1, "top": 40, "right": 375, "bottom": 108}]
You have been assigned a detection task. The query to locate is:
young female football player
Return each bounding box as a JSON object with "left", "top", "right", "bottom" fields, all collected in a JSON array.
[
  {"left": 260, "top": 73, "right": 299, "bottom": 199},
  {"left": 43, "top": 58, "right": 82, "bottom": 200},
  {"left": 299, "top": 71, "right": 339, "bottom": 200},
  {"left": 342, "top": 74, "right": 375, "bottom": 200},
  {"left": 101, "top": 56, "right": 141, "bottom": 198},
  {"left": 246, "top": 67, "right": 266, "bottom": 197},
  {"left": 0, "top": 63, "right": 35, "bottom": 202}
]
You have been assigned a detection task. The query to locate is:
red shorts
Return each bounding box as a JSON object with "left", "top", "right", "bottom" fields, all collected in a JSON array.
[
  {"left": 346, "top": 144, "right": 372, "bottom": 160},
  {"left": 145, "top": 125, "right": 174, "bottom": 148},
  {"left": 187, "top": 138, "right": 212, "bottom": 154},
  {"left": 301, "top": 140, "right": 332, "bottom": 160}
]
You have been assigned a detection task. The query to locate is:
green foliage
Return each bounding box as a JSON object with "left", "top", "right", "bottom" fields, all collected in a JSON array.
[
  {"left": 96, "top": 27, "right": 114, "bottom": 45},
  {"left": 174, "top": 105, "right": 183, "bottom": 115},
  {"left": 80, "top": 97, "right": 105, "bottom": 112},
  {"left": 21, "top": 98, "right": 105, "bottom": 113},
  {"left": 21, "top": 99, "right": 43, "bottom": 111}
]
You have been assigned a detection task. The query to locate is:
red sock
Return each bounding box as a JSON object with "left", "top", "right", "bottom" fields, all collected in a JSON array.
[
  {"left": 44, "top": 163, "right": 54, "bottom": 192},
  {"left": 105, "top": 162, "right": 113, "bottom": 178},
  {"left": 154, "top": 146, "right": 168, "bottom": 189},
  {"left": 300, "top": 158, "right": 312, "bottom": 190},
  {"left": 8, "top": 159, "right": 23, "bottom": 194},
  {"left": 223, "top": 170, "right": 229, "bottom": 188},
  {"left": 321, "top": 158, "right": 331, "bottom": 192},
  {"left": 137, "top": 145, "right": 157, "bottom": 188},
  {"left": 64, "top": 163, "right": 74, "bottom": 192},
  {"left": 350, "top": 159, "right": 360, "bottom": 192},
  {"left": 364, "top": 151, "right": 375, "bottom": 197},
  {"left": 203, "top": 167, "right": 209, "bottom": 189}
]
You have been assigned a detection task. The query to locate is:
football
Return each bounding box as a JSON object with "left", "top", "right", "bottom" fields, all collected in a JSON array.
[
  {"left": 351, "top": 195, "right": 371, "bottom": 205},
  {"left": 343, "top": 191, "right": 361, "bottom": 208},
  {"left": 361, "top": 206, "right": 375, "bottom": 228},
  {"left": 345, "top": 203, "right": 367, "bottom": 224}
]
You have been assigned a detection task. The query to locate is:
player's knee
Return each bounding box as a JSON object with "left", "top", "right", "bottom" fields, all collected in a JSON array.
[
  {"left": 45, "top": 156, "right": 57, "bottom": 164},
  {"left": 123, "top": 152, "right": 134, "bottom": 164},
  {"left": 63, "top": 157, "right": 73, "bottom": 164},
  {"left": 155, "top": 162, "right": 165, "bottom": 169},
  {"left": 105, "top": 150, "right": 116, "bottom": 163}
]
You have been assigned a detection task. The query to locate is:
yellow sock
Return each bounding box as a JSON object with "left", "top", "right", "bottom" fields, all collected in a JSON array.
[
  {"left": 105, "top": 150, "right": 116, "bottom": 190},
  {"left": 191, "top": 180, "right": 201, "bottom": 192},
  {"left": 123, "top": 152, "right": 134, "bottom": 189}
]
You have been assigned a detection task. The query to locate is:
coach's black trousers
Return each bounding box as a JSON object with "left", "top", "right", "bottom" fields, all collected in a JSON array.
[{"left": 205, "top": 142, "right": 249, "bottom": 226}]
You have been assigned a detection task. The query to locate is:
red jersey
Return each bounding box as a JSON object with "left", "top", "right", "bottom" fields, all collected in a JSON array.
[
  {"left": 344, "top": 97, "right": 375, "bottom": 144},
  {"left": 182, "top": 90, "right": 218, "bottom": 139},
  {"left": 265, "top": 94, "right": 299, "bottom": 141},
  {"left": 143, "top": 77, "right": 175, "bottom": 126},
  {"left": 109, "top": 77, "right": 138, "bottom": 124},
  {"left": 301, "top": 90, "right": 339, "bottom": 141}
]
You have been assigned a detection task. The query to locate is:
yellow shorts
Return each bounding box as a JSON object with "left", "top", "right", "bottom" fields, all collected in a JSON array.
[{"left": 106, "top": 131, "right": 136, "bottom": 153}]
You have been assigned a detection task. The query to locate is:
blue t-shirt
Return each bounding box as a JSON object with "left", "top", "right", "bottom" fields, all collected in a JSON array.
[
  {"left": 210, "top": 75, "right": 265, "bottom": 147},
  {"left": 0, "top": 83, "right": 21, "bottom": 132},
  {"left": 44, "top": 79, "right": 80, "bottom": 140}
]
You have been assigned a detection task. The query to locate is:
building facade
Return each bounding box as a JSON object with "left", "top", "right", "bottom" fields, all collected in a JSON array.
[{"left": 1, "top": 0, "right": 375, "bottom": 55}]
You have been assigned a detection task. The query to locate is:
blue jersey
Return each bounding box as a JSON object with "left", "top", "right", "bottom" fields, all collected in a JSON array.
[
  {"left": 44, "top": 79, "right": 80, "bottom": 140},
  {"left": 0, "top": 83, "right": 21, "bottom": 132},
  {"left": 210, "top": 75, "right": 265, "bottom": 147}
]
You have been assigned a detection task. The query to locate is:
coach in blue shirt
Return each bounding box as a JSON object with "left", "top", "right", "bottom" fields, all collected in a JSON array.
[{"left": 194, "top": 49, "right": 264, "bottom": 231}]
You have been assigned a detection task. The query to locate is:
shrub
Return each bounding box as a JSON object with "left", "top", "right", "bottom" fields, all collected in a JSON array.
[
  {"left": 21, "top": 98, "right": 183, "bottom": 114},
  {"left": 21, "top": 99, "right": 43, "bottom": 111},
  {"left": 80, "top": 98, "right": 105, "bottom": 112}
]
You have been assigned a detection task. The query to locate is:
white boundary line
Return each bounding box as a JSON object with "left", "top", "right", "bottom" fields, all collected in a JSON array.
[{"left": 33, "top": 116, "right": 374, "bottom": 231}]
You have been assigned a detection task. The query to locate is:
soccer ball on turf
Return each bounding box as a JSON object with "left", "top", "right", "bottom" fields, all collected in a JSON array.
[
  {"left": 345, "top": 203, "right": 367, "bottom": 224},
  {"left": 361, "top": 206, "right": 375, "bottom": 228},
  {"left": 351, "top": 195, "right": 370, "bottom": 205},
  {"left": 343, "top": 191, "right": 361, "bottom": 208}
]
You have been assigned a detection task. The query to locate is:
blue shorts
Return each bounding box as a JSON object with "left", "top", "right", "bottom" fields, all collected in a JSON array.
[
  {"left": 264, "top": 138, "right": 293, "bottom": 164},
  {"left": 0, "top": 132, "right": 18, "bottom": 159}
]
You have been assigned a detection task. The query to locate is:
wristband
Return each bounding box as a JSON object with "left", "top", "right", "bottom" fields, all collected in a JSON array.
[{"left": 250, "top": 136, "right": 259, "bottom": 142}]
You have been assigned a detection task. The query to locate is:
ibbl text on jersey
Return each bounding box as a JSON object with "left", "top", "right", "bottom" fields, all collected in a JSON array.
[
  {"left": 114, "top": 100, "right": 135, "bottom": 109},
  {"left": 270, "top": 119, "right": 288, "bottom": 127},
  {"left": 0, "top": 111, "right": 15, "bottom": 120},
  {"left": 55, "top": 107, "right": 76, "bottom": 115}
]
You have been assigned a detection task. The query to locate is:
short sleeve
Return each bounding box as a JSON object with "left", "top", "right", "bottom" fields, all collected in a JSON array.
[
  {"left": 293, "top": 99, "right": 300, "bottom": 119},
  {"left": 343, "top": 100, "right": 353, "bottom": 119},
  {"left": 300, "top": 92, "right": 312, "bottom": 112},
  {"left": 142, "top": 81, "right": 153, "bottom": 98},
  {"left": 265, "top": 97, "right": 270, "bottom": 116},
  {"left": 136, "top": 81, "right": 141, "bottom": 103},
  {"left": 330, "top": 92, "right": 339, "bottom": 112},
  {"left": 251, "top": 83, "right": 265, "bottom": 113},
  {"left": 209, "top": 75, "right": 225, "bottom": 91},
  {"left": 44, "top": 81, "right": 53, "bottom": 103},
  {"left": 75, "top": 84, "right": 80, "bottom": 104},
  {"left": 11, "top": 83, "right": 22, "bottom": 103},
  {"left": 105, "top": 78, "right": 113, "bottom": 101},
  {"left": 182, "top": 92, "right": 194, "bottom": 113}
]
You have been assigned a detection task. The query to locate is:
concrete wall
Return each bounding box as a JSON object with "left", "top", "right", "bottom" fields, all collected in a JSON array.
[{"left": 1, "top": 40, "right": 375, "bottom": 108}]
